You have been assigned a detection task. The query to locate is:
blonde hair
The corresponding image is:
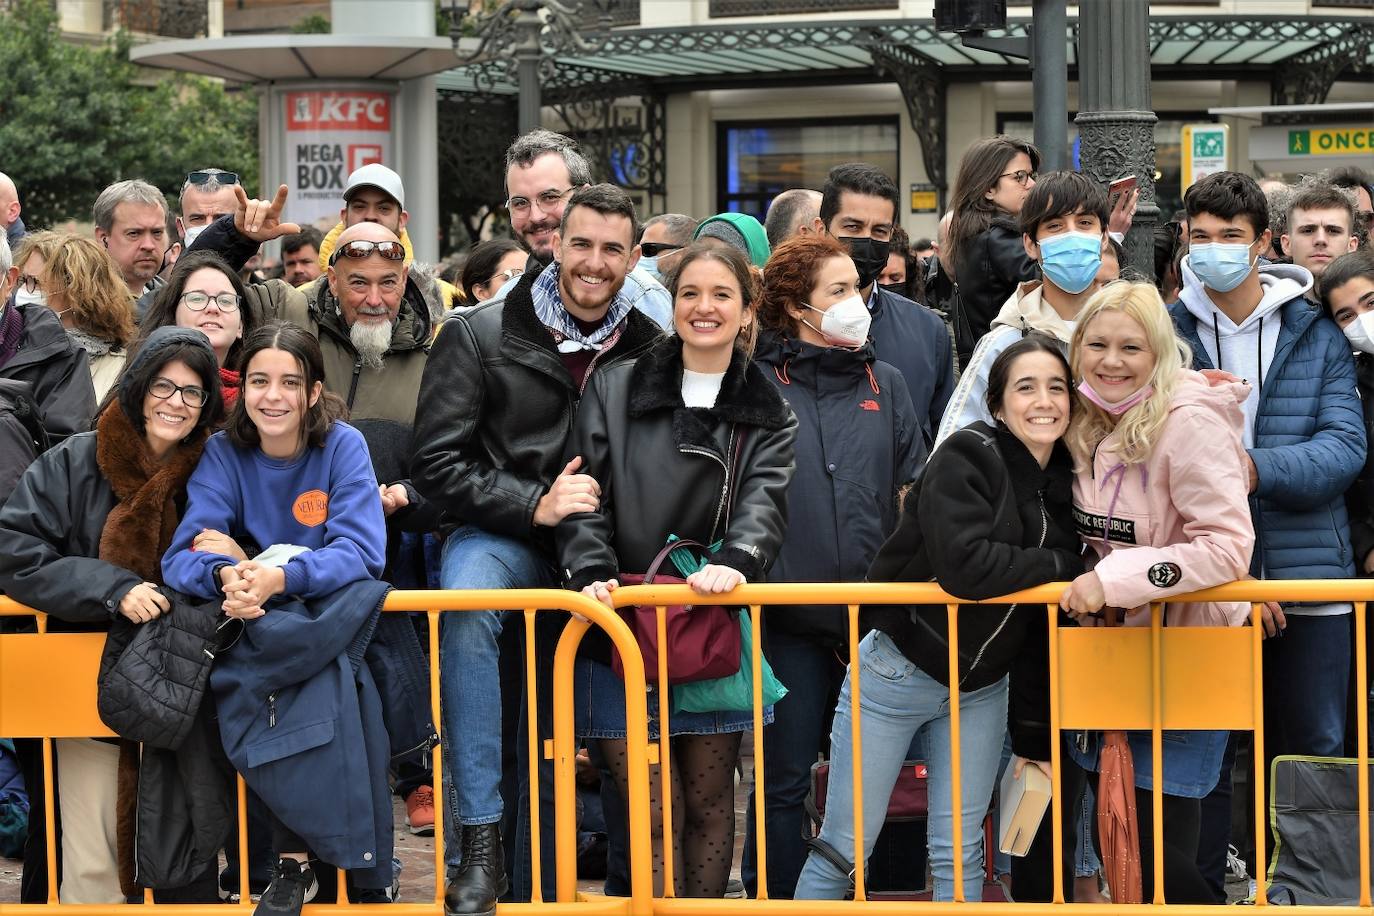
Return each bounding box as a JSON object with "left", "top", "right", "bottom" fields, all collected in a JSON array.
[
  {"left": 1066, "top": 280, "right": 1192, "bottom": 467},
  {"left": 12, "top": 230, "right": 64, "bottom": 278},
  {"left": 41, "top": 236, "right": 136, "bottom": 346}
]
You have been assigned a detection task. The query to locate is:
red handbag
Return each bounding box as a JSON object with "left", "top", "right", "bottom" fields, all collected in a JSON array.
[{"left": 610, "top": 538, "right": 742, "bottom": 685}]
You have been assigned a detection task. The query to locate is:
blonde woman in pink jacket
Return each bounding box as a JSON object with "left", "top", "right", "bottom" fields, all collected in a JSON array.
[{"left": 1059, "top": 280, "right": 1256, "bottom": 904}]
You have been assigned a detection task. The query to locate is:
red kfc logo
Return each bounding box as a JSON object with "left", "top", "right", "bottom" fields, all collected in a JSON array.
[{"left": 286, "top": 92, "right": 391, "bottom": 131}]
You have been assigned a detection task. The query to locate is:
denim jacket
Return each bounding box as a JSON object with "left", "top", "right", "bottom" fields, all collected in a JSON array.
[{"left": 1069, "top": 728, "right": 1227, "bottom": 799}]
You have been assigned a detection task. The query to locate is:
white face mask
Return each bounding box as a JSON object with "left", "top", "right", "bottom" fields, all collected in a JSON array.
[
  {"left": 13, "top": 287, "right": 46, "bottom": 308},
  {"left": 1343, "top": 310, "right": 1374, "bottom": 357},
  {"left": 804, "top": 293, "right": 871, "bottom": 348},
  {"left": 182, "top": 224, "right": 207, "bottom": 248}
]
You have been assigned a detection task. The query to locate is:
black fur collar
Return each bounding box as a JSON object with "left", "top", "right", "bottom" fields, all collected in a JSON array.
[{"left": 628, "top": 335, "right": 791, "bottom": 431}]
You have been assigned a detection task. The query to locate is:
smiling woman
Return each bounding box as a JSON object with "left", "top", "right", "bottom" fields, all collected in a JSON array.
[
  {"left": 0, "top": 326, "right": 226, "bottom": 904},
  {"left": 135, "top": 251, "right": 256, "bottom": 407}
]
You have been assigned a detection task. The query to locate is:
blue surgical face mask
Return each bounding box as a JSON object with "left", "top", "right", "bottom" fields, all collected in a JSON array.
[
  {"left": 639, "top": 254, "right": 662, "bottom": 284},
  {"left": 1188, "top": 241, "right": 1259, "bottom": 293},
  {"left": 1038, "top": 230, "right": 1103, "bottom": 294}
]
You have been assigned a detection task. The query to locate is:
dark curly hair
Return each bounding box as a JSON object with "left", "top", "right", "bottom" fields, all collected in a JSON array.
[{"left": 758, "top": 234, "right": 850, "bottom": 338}]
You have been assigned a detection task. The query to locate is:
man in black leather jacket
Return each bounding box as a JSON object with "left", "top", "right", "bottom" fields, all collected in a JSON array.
[{"left": 411, "top": 184, "right": 662, "bottom": 916}]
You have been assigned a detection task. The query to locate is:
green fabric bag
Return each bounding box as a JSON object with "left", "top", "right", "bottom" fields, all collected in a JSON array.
[{"left": 663, "top": 537, "right": 787, "bottom": 714}]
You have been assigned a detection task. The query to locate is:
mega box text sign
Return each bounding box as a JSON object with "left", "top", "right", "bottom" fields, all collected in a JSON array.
[{"left": 285, "top": 90, "right": 394, "bottom": 227}]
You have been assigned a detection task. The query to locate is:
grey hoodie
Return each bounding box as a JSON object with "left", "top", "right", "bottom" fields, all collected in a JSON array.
[{"left": 1177, "top": 258, "right": 1314, "bottom": 448}]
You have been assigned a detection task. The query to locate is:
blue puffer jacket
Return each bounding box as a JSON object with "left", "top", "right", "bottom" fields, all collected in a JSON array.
[{"left": 1168, "top": 296, "right": 1366, "bottom": 580}]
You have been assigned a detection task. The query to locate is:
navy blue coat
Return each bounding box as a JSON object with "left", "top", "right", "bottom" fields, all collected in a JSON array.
[
  {"left": 1169, "top": 297, "right": 1365, "bottom": 580},
  {"left": 756, "top": 332, "right": 926, "bottom": 646},
  {"left": 869, "top": 286, "right": 955, "bottom": 448},
  {"left": 211, "top": 579, "right": 425, "bottom": 888}
]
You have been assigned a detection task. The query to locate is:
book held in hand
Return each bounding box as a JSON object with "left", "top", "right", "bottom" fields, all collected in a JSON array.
[{"left": 998, "top": 760, "right": 1052, "bottom": 857}]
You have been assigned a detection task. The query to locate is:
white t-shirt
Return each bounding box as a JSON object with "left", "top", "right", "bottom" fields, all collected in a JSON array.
[{"left": 681, "top": 369, "right": 726, "bottom": 408}]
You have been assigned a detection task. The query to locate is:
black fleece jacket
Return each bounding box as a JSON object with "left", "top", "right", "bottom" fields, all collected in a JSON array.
[{"left": 862, "top": 421, "right": 1082, "bottom": 759}]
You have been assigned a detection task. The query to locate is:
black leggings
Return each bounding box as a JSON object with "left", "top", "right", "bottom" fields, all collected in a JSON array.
[{"left": 1011, "top": 747, "right": 1215, "bottom": 904}]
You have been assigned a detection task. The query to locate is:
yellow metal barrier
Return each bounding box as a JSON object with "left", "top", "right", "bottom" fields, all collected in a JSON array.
[{"left": 2, "top": 580, "right": 1374, "bottom": 916}]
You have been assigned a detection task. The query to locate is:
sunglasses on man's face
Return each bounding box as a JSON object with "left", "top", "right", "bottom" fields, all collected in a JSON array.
[
  {"left": 185, "top": 171, "right": 240, "bottom": 187},
  {"left": 639, "top": 242, "right": 684, "bottom": 258},
  {"left": 329, "top": 239, "right": 407, "bottom": 265}
]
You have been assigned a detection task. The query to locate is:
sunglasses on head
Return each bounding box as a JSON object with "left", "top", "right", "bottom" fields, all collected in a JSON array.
[
  {"left": 329, "top": 239, "right": 407, "bottom": 265},
  {"left": 185, "top": 170, "right": 240, "bottom": 187},
  {"left": 640, "top": 242, "right": 684, "bottom": 258}
]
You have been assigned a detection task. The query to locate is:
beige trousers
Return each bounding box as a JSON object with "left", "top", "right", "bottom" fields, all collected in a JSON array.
[{"left": 54, "top": 737, "right": 123, "bottom": 903}]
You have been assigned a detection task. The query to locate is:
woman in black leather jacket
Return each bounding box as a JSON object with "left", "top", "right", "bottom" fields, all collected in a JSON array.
[
  {"left": 0, "top": 327, "right": 227, "bottom": 904},
  {"left": 557, "top": 242, "right": 796, "bottom": 897},
  {"left": 943, "top": 135, "right": 1042, "bottom": 364}
]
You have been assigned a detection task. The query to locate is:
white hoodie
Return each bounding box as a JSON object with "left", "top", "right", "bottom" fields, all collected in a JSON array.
[{"left": 1177, "top": 259, "right": 1314, "bottom": 449}]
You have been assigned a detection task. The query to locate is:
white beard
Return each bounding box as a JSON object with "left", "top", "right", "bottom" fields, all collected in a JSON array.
[{"left": 350, "top": 319, "right": 391, "bottom": 370}]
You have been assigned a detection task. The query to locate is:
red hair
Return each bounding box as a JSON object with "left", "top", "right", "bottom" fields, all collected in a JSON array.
[{"left": 759, "top": 234, "right": 850, "bottom": 337}]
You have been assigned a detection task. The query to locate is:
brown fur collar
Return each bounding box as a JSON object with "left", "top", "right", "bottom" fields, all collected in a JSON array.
[{"left": 95, "top": 404, "right": 207, "bottom": 584}]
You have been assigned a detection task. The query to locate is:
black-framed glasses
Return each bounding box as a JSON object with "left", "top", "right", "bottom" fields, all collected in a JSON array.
[
  {"left": 640, "top": 242, "right": 684, "bottom": 258},
  {"left": 179, "top": 290, "right": 241, "bottom": 312},
  {"left": 997, "top": 169, "right": 1038, "bottom": 187},
  {"left": 186, "top": 170, "right": 239, "bottom": 187},
  {"left": 149, "top": 377, "right": 208, "bottom": 409},
  {"left": 506, "top": 187, "right": 575, "bottom": 215},
  {"left": 329, "top": 239, "right": 407, "bottom": 265},
  {"left": 15, "top": 274, "right": 40, "bottom": 294}
]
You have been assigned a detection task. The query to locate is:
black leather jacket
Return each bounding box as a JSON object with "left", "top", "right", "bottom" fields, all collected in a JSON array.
[
  {"left": 410, "top": 268, "right": 663, "bottom": 542},
  {"left": 556, "top": 335, "right": 797, "bottom": 592},
  {"left": 952, "top": 217, "right": 1039, "bottom": 363}
]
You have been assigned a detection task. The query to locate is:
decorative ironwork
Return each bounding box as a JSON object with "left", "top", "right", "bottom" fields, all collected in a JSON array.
[
  {"left": 1270, "top": 28, "right": 1372, "bottom": 107},
  {"left": 710, "top": 0, "right": 897, "bottom": 17},
  {"left": 869, "top": 43, "right": 948, "bottom": 206},
  {"left": 547, "top": 67, "right": 666, "bottom": 210},
  {"left": 103, "top": 0, "right": 207, "bottom": 38}
]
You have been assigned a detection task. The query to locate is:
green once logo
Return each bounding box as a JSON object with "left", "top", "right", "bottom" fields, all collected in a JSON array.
[
  {"left": 1289, "top": 130, "right": 1310, "bottom": 155},
  {"left": 1194, "top": 131, "right": 1224, "bottom": 158}
]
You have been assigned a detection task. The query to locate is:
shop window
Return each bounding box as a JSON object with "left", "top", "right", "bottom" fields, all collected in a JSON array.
[{"left": 717, "top": 117, "right": 900, "bottom": 221}]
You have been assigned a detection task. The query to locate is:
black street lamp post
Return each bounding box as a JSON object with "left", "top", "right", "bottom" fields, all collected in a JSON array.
[{"left": 1075, "top": 0, "right": 1158, "bottom": 280}]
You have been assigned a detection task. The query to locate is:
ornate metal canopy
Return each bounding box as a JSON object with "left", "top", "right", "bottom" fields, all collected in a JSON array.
[{"left": 435, "top": 10, "right": 1371, "bottom": 249}]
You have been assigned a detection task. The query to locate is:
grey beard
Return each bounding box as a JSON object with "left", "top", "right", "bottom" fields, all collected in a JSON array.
[{"left": 350, "top": 319, "right": 391, "bottom": 370}]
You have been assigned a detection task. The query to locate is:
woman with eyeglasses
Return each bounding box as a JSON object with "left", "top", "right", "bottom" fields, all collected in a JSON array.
[
  {"left": 13, "top": 233, "right": 136, "bottom": 401},
  {"left": 943, "top": 135, "right": 1043, "bottom": 365},
  {"left": 133, "top": 251, "right": 259, "bottom": 406},
  {"left": 458, "top": 238, "right": 526, "bottom": 306},
  {"left": 0, "top": 326, "right": 226, "bottom": 904}
]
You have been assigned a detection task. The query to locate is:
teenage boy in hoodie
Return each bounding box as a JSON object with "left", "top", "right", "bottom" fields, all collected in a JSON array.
[
  {"left": 935, "top": 171, "right": 1109, "bottom": 445},
  {"left": 1169, "top": 171, "right": 1365, "bottom": 761}
]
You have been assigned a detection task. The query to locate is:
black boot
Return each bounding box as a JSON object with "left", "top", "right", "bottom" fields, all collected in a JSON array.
[{"left": 444, "top": 824, "right": 508, "bottom": 916}]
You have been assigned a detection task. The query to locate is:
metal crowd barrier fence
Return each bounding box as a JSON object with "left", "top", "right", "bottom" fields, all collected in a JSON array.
[{"left": 2, "top": 581, "right": 1374, "bottom": 916}]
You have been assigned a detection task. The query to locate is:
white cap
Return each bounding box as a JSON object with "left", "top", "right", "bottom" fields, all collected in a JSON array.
[{"left": 343, "top": 163, "right": 404, "bottom": 209}]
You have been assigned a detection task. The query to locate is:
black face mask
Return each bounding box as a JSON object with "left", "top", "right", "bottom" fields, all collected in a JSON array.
[
  {"left": 838, "top": 236, "right": 891, "bottom": 290},
  {"left": 879, "top": 281, "right": 907, "bottom": 298}
]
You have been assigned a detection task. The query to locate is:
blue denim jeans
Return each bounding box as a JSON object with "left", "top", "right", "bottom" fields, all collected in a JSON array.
[
  {"left": 438, "top": 526, "right": 554, "bottom": 856},
  {"left": 794, "top": 631, "right": 1008, "bottom": 902}
]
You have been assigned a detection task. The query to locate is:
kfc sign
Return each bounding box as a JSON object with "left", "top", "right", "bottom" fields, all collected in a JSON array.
[
  {"left": 283, "top": 89, "right": 395, "bottom": 227},
  {"left": 287, "top": 92, "right": 392, "bottom": 131}
]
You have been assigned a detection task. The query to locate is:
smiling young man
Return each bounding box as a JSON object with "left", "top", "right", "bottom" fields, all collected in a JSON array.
[
  {"left": 411, "top": 184, "right": 662, "bottom": 915},
  {"left": 937, "top": 171, "right": 1109, "bottom": 444},
  {"left": 1170, "top": 170, "right": 1365, "bottom": 755}
]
